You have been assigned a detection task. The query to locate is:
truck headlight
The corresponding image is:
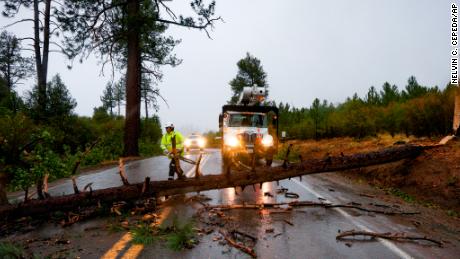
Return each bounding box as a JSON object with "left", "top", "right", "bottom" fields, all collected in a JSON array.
[
  {"left": 261, "top": 135, "right": 274, "bottom": 147},
  {"left": 184, "top": 139, "right": 191, "bottom": 147},
  {"left": 226, "top": 136, "right": 240, "bottom": 147},
  {"left": 198, "top": 138, "right": 206, "bottom": 147}
]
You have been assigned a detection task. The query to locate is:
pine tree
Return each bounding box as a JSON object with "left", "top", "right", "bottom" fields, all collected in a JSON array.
[
  {"left": 229, "top": 52, "right": 268, "bottom": 104},
  {"left": 101, "top": 82, "right": 116, "bottom": 116}
]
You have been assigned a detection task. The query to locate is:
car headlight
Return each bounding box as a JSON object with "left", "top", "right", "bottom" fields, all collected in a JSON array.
[
  {"left": 198, "top": 138, "right": 206, "bottom": 147},
  {"left": 184, "top": 139, "right": 191, "bottom": 147},
  {"left": 226, "top": 136, "right": 240, "bottom": 147},
  {"left": 261, "top": 135, "right": 274, "bottom": 147}
]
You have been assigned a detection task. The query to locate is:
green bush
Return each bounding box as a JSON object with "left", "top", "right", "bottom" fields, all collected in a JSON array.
[{"left": 0, "top": 242, "right": 25, "bottom": 259}]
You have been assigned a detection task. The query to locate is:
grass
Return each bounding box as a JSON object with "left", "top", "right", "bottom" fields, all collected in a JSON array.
[
  {"left": 107, "top": 221, "right": 125, "bottom": 233},
  {"left": 130, "top": 216, "right": 198, "bottom": 250},
  {"left": 385, "top": 187, "right": 415, "bottom": 203},
  {"left": 447, "top": 210, "right": 459, "bottom": 218},
  {"left": 131, "top": 223, "right": 157, "bottom": 245},
  {"left": 106, "top": 212, "right": 130, "bottom": 233},
  {"left": 164, "top": 218, "right": 197, "bottom": 251},
  {"left": 0, "top": 242, "right": 24, "bottom": 259}
]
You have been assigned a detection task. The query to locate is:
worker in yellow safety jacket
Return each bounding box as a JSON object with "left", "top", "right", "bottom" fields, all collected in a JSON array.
[{"left": 160, "top": 122, "right": 185, "bottom": 180}]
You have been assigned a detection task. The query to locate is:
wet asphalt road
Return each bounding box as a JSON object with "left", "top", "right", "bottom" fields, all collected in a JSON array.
[
  {"left": 137, "top": 149, "right": 456, "bottom": 259},
  {"left": 9, "top": 149, "right": 458, "bottom": 258}
]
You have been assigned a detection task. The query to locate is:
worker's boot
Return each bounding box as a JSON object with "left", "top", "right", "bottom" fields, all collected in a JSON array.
[
  {"left": 173, "top": 157, "right": 186, "bottom": 180},
  {"left": 176, "top": 165, "right": 186, "bottom": 180},
  {"left": 168, "top": 161, "right": 175, "bottom": 180}
]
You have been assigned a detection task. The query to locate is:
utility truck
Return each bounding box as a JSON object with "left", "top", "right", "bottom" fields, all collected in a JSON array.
[{"left": 219, "top": 85, "right": 279, "bottom": 167}]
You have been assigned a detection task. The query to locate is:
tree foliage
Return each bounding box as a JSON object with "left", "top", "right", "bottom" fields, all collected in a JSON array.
[
  {"left": 229, "top": 52, "right": 268, "bottom": 104},
  {"left": 0, "top": 31, "right": 34, "bottom": 92},
  {"left": 101, "top": 82, "right": 116, "bottom": 116},
  {"left": 25, "top": 74, "right": 76, "bottom": 120}
]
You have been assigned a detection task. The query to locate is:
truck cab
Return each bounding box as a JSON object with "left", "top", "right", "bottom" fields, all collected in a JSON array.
[{"left": 219, "top": 102, "right": 279, "bottom": 167}]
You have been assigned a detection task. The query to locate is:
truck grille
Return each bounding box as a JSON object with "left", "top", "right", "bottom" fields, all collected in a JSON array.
[{"left": 238, "top": 132, "right": 259, "bottom": 145}]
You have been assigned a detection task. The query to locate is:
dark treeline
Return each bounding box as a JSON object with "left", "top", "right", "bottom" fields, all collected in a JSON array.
[{"left": 278, "top": 76, "right": 457, "bottom": 140}]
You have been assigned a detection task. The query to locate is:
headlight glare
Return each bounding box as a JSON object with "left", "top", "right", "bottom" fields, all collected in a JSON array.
[
  {"left": 226, "top": 136, "right": 240, "bottom": 147},
  {"left": 198, "top": 138, "right": 206, "bottom": 147},
  {"left": 261, "top": 135, "right": 274, "bottom": 147}
]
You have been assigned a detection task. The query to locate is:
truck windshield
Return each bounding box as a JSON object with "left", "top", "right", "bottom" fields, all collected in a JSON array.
[{"left": 228, "top": 114, "right": 267, "bottom": 127}]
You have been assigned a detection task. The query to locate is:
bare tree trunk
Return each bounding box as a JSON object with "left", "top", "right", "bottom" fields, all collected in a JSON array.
[
  {"left": 6, "top": 50, "right": 12, "bottom": 92},
  {"left": 33, "top": 0, "right": 44, "bottom": 119},
  {"left": 33, "top": 0, "right": 51, "bottom": 121},
  {"left": 144, "top": 92, "right": 149, "bottom": 120},
  {"left": 123, "top": 0, "right": 141, "bottom": 156},
  {"left": 0, "top": 173, "right": 9, "bottom": 205},
  {"left": 36, "top": 178, "right": 44, "bottom": 200},
  {"left": 42, "top": 0, "right": 51, "bottom": 87}
]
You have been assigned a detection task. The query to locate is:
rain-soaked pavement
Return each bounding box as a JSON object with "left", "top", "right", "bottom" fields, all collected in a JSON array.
[{"left": 7, "top": 149, "right": 460, "bottom": 258}]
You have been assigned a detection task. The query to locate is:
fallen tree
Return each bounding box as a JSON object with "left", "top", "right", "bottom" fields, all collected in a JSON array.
[{"left": 1, "top": 144, "right": 425, "bottom": 220}]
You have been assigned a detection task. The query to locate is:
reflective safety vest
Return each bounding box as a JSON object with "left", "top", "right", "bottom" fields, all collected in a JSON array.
[{"left": 160, "top": 131, "right": 184, "bottom": 153}]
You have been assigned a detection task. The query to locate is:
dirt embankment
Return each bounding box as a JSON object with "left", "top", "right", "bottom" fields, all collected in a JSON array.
[{"left": 284, "top": 135, "right": 460, "bottom": 213}]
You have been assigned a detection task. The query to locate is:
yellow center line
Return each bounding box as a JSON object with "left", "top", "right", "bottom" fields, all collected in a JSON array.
[
  {"left": 101, "top": 232, "right": 134, "bottom": 259},
  {"left": 101, "top": 205, "right": 173, "bottom": 258}
]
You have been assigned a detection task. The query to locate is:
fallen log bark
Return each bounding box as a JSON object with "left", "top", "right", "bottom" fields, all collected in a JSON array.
[{"left": 1, "top": 144, "right": 424, "bottom": 220}]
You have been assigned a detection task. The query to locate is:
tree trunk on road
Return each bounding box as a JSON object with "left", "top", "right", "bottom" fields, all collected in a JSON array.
[{"left": 0, "top": 144, "right": 425, "bottom": 220}]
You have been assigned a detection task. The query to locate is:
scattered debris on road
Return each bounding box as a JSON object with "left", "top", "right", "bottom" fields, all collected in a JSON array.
[
  {"left": 265, "top": 228, "right": 274, "bottom": 233},
  {"left": 196, "top": 200, "right": 419, "bottom": 216},
  {"left": 283, "top": 219, "right": 294, "bottom": 226},
  {"left": 284, "top": 192, "right": 300, "bottom": 199},
  {"left": 219, "top": 229, "right": 257, "bottom": 258},
  {"left": 264, "top": 192, "right": 273, "bottom": 197},
  {"left": 359, "top": 193, "right": 375, "bottom": 198},
  {"left": 276, "top": 187, "right": 288, "bottom": 194}
]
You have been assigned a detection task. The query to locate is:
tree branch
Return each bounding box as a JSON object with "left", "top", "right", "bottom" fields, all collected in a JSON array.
[
  {"left": 157, "top": 0, "right": 178, "bottom": 21},
  {"left": 156, "top": 17, "right": 222, "bottom": 38},
  {"left": 2, "top": 19, "right": 36, "bottom": 29}
]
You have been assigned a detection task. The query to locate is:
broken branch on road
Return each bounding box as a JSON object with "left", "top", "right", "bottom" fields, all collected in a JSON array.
[
  {"left": 336, "top": 230, "right": 443, "bottom": 247},
  {"left": 198, "top": 200, "right": 419, "bottom": 216},
  {"left": 219, "top": 229, "right": 257, "bottom": 258}
]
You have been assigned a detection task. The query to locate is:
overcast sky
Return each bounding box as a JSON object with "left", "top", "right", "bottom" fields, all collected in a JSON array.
[{"left": 0, "top": 0, "right": 453, "bottom": 135}]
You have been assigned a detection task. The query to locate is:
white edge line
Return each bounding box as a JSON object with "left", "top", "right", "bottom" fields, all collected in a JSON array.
[{"left": 292, "top": 179, "right": 413, "bottom": 259}]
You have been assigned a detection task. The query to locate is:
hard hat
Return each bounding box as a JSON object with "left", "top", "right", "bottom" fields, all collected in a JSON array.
[{"left": 164, "top": 122, "right": 174, "bottom": 128}]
